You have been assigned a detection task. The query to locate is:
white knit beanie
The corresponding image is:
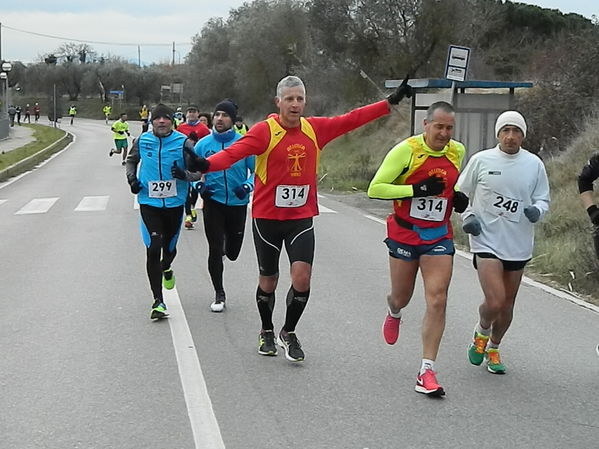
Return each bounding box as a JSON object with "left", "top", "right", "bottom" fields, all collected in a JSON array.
[{"left": 495, "top": 111, "right": 527, "bottom": 138}]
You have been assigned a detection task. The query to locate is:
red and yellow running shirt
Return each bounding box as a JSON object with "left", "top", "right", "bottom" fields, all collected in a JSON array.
[
  {"left": 368, "top": 134, "right": 465, "bottom": 245},
  {"left": 207, "top": 100, "right": 390, "bottom": 220}
]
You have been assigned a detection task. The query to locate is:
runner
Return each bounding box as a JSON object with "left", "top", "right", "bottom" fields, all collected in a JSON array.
[
  {"left": 458, "top": 110, "right": 550, "bottom": 375},
  {"left": 368, "top": 101, "right": 467, "bottom": 396},
  {"left": 199, "top": 75, "right": 412, "bottom": 362},
  {"left": 576, "top": 148, "right": 599, "bottom": 355},
  {"left": 68, "top": 105, "right": 77, "bottom": 125},
  {"left": 109, "top": 113, "right": 131, "bottom": 166},
  {"left": 198, "top": 113, "right": 212, "bottom": 129},
  {"left": 140, "top": 105, "right": 149, "bottom": 132},
  {"left": 233, "top": 116, "right": 249, "bottom": 135},
  {"left": 175, "top": 105, "right": 211, "bottom": 229},
  {"left": 190, "top": 100, "right": 254, "bottom": 311},
  {"left": 33, "top": 103, "right": 41, "bottom": 122},
  {"left": 103, "top": 104, "right": 112, "bottom": 124},
  {"left": 125, "top": 104, "right": 206, "bottom": 319}
]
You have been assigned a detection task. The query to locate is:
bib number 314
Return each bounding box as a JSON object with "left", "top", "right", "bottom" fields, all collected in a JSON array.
[
  {"left": 409, "top": 196, "right": 447, "bottom": 221},
  {"left": 275, "top": 184, "right": 309, "bottom": 208}
]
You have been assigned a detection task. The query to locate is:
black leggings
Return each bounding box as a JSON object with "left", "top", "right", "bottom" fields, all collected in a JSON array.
[
  {"left": 184, "top": 186, "right": 198, "bottom": 215},
  {"left": 140, "top": 204, "right": 184, "bottom": 301},
  {"left": 202, "top": 198, "right": 248, "bottom": 292}
]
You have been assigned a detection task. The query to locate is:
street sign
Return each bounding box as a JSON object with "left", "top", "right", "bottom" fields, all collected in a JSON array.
[
  {"left": 445, "top": 45, "right": 471, "bottom": 82},
  {"left": 109, "top": 90, "right": 124, "bottom": 95}
]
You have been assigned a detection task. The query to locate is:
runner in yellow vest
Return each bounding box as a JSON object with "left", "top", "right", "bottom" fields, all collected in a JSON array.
[
  {"left": 68, "top": 105, "right": 77, "bottom": 125},
  {"left": 103, "top": 104, "right": 112, "bottom": 124},
  {"left": 109, "top": 113, "right": 131, "bottom": 165}
]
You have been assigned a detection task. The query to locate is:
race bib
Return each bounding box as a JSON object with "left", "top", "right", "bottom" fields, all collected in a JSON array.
[
  {"left": 409, "top": 196, "right": 447, "bottom": 222},
  {"left": 275, "top": 184, "right": 309, "bottom": 208},
  {"left": 490, "top": 191, "right": 523, "bottom": 222},
  {"left": 148, "top": 180, "right": 177, "bottom": 198}
]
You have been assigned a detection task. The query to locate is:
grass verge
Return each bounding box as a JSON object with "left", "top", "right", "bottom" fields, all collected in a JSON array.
[{"left": 0, "top": 124, "right": 71, "bottom": 180}]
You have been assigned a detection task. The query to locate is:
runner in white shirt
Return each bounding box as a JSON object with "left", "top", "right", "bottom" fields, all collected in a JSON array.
[{"left": 457, "top": 111, "right": 550, "bottom": 374}]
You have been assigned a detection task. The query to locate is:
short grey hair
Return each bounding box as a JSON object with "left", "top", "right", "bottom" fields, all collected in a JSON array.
[
  {"left": 426, "top": 101, "right": 455, "bottom": 121},
  {"left": 276, "top": 76, "right": 306, "bottom": 98}
]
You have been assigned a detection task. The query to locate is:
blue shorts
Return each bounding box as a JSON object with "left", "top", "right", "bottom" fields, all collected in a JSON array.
[{"left": 385, "top": 237, "right": 455, "bottom": 261}]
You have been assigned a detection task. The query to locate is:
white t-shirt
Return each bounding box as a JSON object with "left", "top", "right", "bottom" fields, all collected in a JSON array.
[{"left": 457, "top": 146, "right": 550, "bottom": 260}]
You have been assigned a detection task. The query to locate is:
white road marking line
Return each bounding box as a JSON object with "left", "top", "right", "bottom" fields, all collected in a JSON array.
[
  {"left": 74, "top": 195, "right": 109, "bottom": 212},
  {"left": 319, "top": 204, "right": 337, "bottom": 214},
  {"left": 364, "top": 212, "right": 599, "bottom": 314},
  {"left": 163, "top": 287, "right": 226, "bottom": 449},
  {"left": 15, "top": 197, "right": 59, "bottom": 214},
  {"left": 133, "top": 196, "right": 139, "bottom": 210},
  {"left": 0, "top": 199, "right": 7, "bottom": 207}
]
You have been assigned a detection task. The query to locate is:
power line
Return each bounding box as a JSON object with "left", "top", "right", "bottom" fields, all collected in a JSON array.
[{"left": 1, "top": 24, "right": 191, "bottom": 47}]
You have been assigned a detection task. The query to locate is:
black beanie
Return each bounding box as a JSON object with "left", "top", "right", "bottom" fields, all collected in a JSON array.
[
  {"left": 214, "top": 100, "right": 237, "bottom": 122},
  {"left": 151, "top": 104, "right": 174, "bottom": 121}
]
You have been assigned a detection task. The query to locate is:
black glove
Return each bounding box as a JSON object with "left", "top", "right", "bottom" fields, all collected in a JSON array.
[
  {"left": 129, "top": 178, "right": 142, "bottom": 194},
  {"left": 462, "top": 215, "right": 481, "bottom": 236},
  {"left": 412, "top": 176, "right": 445, "bottom": 197},
  {"left": 387, "top": 74, "right": 413, "bottom": 105},
  {"left": 171, "top": 161, "right": 187, "bottom": 180},
  {"left": 587, "top": 205, "right": 599, "bottom": 225},
  {"left": 233, "top": 184, "right": 251, "bottom": 200},
  {"left": 188, "top": 131, "right": 199, "bottom": 142},
  {"left": 118, "top": 130, "right": 125, "bottom": 135},
  {"left": 453, "top": 191, "right": 469, "bottom": 213},
  {"left": 194, "top": 182, "right": 214, "bottom": 200},
  {"left": 187, "top": 153, "right": 210, "bottom": 173}
]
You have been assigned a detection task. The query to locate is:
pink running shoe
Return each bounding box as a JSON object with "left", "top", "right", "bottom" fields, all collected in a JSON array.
[
  {"left": 415, "top": 369, "right": 445, "bottom": 396},
  {"left": 382, "top": 313, "right": 401, "bottom": 345}
]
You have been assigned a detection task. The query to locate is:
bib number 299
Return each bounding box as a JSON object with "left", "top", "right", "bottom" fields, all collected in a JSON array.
[
  {"left": 149, "top": 180, "right": 177, "bottom": 198},
  {"left": 275, "top": 184, "right": 309, "bottom": 208}
]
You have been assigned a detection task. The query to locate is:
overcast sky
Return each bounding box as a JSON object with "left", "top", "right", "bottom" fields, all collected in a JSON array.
[{"left": 0, "top": 0, "right": 596, "bottom": 65}]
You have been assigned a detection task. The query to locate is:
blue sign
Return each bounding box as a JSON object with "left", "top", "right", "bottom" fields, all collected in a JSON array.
[{"left": 110, "top": 90, "right": 124, "bottom": 95}]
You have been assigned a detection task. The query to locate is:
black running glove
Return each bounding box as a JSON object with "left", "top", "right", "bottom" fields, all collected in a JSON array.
[
  {"left": 587, "top": 205, "right": 599, "bottom": 225},
  {"left": 453, "top": 191, "right": 469, "bottom": 213},
  {"left": 412, "top": 176, "right": 445, "bottom": 197},
  {"left": 462, "top": 215, "right": 482, "bottom": 236},
  {"left": 128, "top": 178, "right": 142, "bottom": 194},
  {"left": 387, "top": 74, "right": 413, "bottom": 105},
  {"left": 171, "top": 161, "right": 187, "bottom": 180},
  {"left": 233, "top": 184, "right": 251, "bottom": 200}
]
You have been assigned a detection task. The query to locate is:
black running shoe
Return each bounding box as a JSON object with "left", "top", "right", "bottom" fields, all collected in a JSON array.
[
  {"left": 278, "top": 330, "right": 304, "bottom": 362},
  {"left": 258, "top": 330, "right": 277, "bottom": 356}
]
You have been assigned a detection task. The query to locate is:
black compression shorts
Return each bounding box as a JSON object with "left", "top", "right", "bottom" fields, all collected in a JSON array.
[{"left": 252, "top": 217, "right": 314, "bottom": 276}]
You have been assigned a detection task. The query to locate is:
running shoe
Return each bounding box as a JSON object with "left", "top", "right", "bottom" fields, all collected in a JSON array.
[
  {"left": 415, "top": 369, "right": 445, "bottom": 396},
  {"left": 109, "top": 149, "right": 114, "bottom": 157},
  {"left": 121, "top": 160, "right": 126, "bottom": 166},
  {"left": 162, "top": 269, "right": 176, "bottom": 290},
  {"left": 382, "top": 313, "right": 401, "bottom": 345},
  {"left": 596, "top": 344, "right": 599, "bottom": 357},
  {"left": 210, "top": 290, "right": 226, "bottom": 313},
  {"left": 467, "top": 331, "right": 489, "bottom": 366},
  {"left": 486, "top": 348, "right": 506, "bottom": 374},
  {"left": 191, "top": 209, "right": 198, "bottom": 223},
  {"left": 258, "top": 330, "right": 277, "bottom": 356},
  {"left": 184, "top": 215, "right": 193, "bottom": 229},
  {"left": 278, "top": 330, "right": 304, "bottom": 362},
  {"left": 150, "top": 302, "right": 168, "bottom": 320}
]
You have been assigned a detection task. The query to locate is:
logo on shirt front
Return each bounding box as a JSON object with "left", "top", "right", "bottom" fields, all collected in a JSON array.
[{"left": 287, "top": 144, "right": 306, "bottom": 177}]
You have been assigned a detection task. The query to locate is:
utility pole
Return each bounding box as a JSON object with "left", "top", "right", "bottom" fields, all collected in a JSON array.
[
  {"left": 172, "top": 42, "right": 175, "bottom": 65},
  {"left": 138, "top": 45, "right": 141, "bottom": 68}
]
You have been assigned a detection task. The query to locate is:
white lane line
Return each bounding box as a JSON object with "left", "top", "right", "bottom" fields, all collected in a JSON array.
[
  {"left": 15, "top": 197, "right": 59, "bottom": 214},
  {"left": 74, "top": 195, "right": 109, "bottom": 212},
  {"left": 364, "top": 212, "right": 599, "bottom": 314},
  {"left": 0, "top": 199, "right": 7, "bottom": 207},
  {"left": 163, "top": 287, "right": 226, "bottom": 449},
  {"left": 319, "top": 204, "right": 337, "bottom": 214},
  {"left": 133, "top": 196, "right": 139, "bottom": 210}
]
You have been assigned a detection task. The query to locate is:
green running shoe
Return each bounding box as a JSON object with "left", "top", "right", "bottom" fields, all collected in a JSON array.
[
  {"left": 150, "top": 302, "right": 169, "bottom": 320},
  {"left": 258, "top": 330, "right": 277, "bottom": 356},
  {"left": 162, "top": 269, "right": 175, "bottom": 290},
  {"left": 467, "top": 331, "right": 489, "bottom": 366},
  {"left": 486, "top": 348, "right": 506, "bottom": 374}
]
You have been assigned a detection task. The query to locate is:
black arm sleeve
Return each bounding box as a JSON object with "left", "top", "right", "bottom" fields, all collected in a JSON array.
[
  {"left": 578, "top": 152, "right": 599, "bottom": 193},
  {"left": 125, "top": 138, "right": 140, "bottom": 184}
]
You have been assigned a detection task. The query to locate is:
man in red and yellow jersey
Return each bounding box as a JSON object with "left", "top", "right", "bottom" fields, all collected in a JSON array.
[
  {"left": 202, "top": 75, "right": 412, "bottom": 362},
  {"left": 368, "top": 101, "right": 469, "bottom": 397}
]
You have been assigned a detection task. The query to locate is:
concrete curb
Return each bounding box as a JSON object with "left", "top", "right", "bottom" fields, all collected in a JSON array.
[{"left": 0, "top": 132, "right": 73, "bottom": 182}]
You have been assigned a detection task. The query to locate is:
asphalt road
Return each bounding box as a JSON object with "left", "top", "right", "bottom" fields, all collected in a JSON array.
[{"left": 1, "top": 119, "right": 598, "bottom": 449}]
